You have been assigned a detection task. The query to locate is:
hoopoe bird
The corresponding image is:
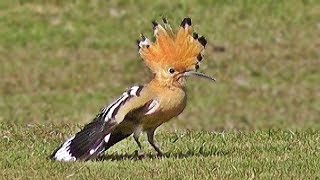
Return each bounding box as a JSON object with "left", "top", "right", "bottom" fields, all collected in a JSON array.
[{"left": 51, "top": 17, "right": 215, "bottom": 162}]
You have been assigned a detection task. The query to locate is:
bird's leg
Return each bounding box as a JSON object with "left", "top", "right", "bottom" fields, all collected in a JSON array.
[
  {"left": 133, "top": 131, "right": 145, "bottom": 158},
  {"left": 147, "top": 129, "right": 163, "bottom": 156}
]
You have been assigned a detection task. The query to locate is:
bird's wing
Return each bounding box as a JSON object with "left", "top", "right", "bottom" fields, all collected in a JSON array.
[{"left": 51, "top": 85, "right": 158, "bottom": 162}]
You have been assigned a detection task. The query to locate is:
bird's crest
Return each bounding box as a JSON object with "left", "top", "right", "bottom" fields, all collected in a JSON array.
[{"left": 137, "top": 17, "right": 207, "bottom": 73}]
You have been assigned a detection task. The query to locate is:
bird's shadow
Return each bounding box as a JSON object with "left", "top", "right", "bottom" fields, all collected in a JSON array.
[{"left": 96, "top": 149, "right": 229, "bottom": 161}]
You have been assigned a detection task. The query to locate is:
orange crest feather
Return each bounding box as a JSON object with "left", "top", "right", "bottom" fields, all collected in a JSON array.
[{"left": 138, "top": 18, "right": 207, "bottom": 73}]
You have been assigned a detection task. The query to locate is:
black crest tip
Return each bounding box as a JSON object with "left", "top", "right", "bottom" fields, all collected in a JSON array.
[
  {"left": 140, "top": 34, "right": 146, "bottom": 41},
  {"left": 198, "top": 36, "right": 207, "bottom": 47},
  {"left": 197, "top": 54, "right": 203, "bottom": 61},
  {"left": 152, "top": 21, "right": 158, "bottom": 28},
  {"left": 162, "top": 17, "right": 168, "bottom": 24},
  {"left": 180, "top": 17, "right": 192, "bottom": 27},
  {"left": 192, "top": 32, "right": 198, "bottom": 39}
]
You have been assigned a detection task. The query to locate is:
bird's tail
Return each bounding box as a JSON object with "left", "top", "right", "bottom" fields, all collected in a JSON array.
[{"left": 50, "top": 119, "right": 115, "bottom": 162}]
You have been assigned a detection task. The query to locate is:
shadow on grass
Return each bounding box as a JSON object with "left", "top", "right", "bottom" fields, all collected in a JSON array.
[{"left": 96, "top": 149, "right": 229, "bottom": 161}]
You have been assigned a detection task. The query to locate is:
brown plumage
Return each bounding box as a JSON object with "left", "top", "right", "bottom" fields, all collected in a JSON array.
[{"left": 51, "top": 17, "right": 215, "bottom": 162}]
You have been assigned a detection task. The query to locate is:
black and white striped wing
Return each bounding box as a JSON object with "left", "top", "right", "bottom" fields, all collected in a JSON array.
[{"left": 51, "top": 85, "right": 146, "bottom": 162}]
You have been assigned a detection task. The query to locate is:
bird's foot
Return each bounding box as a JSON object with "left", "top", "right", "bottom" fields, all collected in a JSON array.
[
  {"left": 156, "top": 150, "right": 164, "bottom": 158},
  {"left": 134, "top": 150, "right": 145, "bottom": 160}
]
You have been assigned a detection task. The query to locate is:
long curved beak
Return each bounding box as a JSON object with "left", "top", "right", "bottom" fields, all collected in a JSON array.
[{"left": 183, "top": 71, "right": 216, "bottom": 82}]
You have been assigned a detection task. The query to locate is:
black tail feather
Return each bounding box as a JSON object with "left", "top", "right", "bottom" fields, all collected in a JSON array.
[
  {"left": 69, "top": 120, "right": 106, "bottom": 159},
  {"left": 51, "top": 119, "right": 115, "bottom": 161},
  {"left": 103, "top": 132, "right": 132, "bottom": 151}
]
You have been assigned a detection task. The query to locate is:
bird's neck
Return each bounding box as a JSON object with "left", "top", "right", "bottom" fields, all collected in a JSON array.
[
  {"left": 147, "top": 77, "right": 187, "bottom": 120},
  {"left": 149, "top": 77, "right": 186, "bottom": 91}
]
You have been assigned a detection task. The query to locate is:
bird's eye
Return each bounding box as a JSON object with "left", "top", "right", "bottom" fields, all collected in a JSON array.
[{"left": 168, "top": 68, "right": 175, "bottom": 74}]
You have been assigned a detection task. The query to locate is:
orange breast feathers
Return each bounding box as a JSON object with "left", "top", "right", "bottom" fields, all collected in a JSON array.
[{"left": 140, "top": 81, "right": 187, "bottom": 129}]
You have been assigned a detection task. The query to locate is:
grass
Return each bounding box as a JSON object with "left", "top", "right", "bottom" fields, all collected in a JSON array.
[
  {"left": 0, "top": 0, "right": 319, "bottom": 179},
  {"left": 1, "top": 124, "right": 320, "bottom": 179}
]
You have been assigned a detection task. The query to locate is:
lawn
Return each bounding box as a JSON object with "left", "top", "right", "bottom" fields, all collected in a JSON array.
[{"left": 0, "top": 0, "right": 319, "bottom": 179}]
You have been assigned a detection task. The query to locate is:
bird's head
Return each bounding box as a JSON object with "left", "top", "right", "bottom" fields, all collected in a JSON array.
[{"left": 137, "top": 17, "right": 215, "bottom": 87}]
